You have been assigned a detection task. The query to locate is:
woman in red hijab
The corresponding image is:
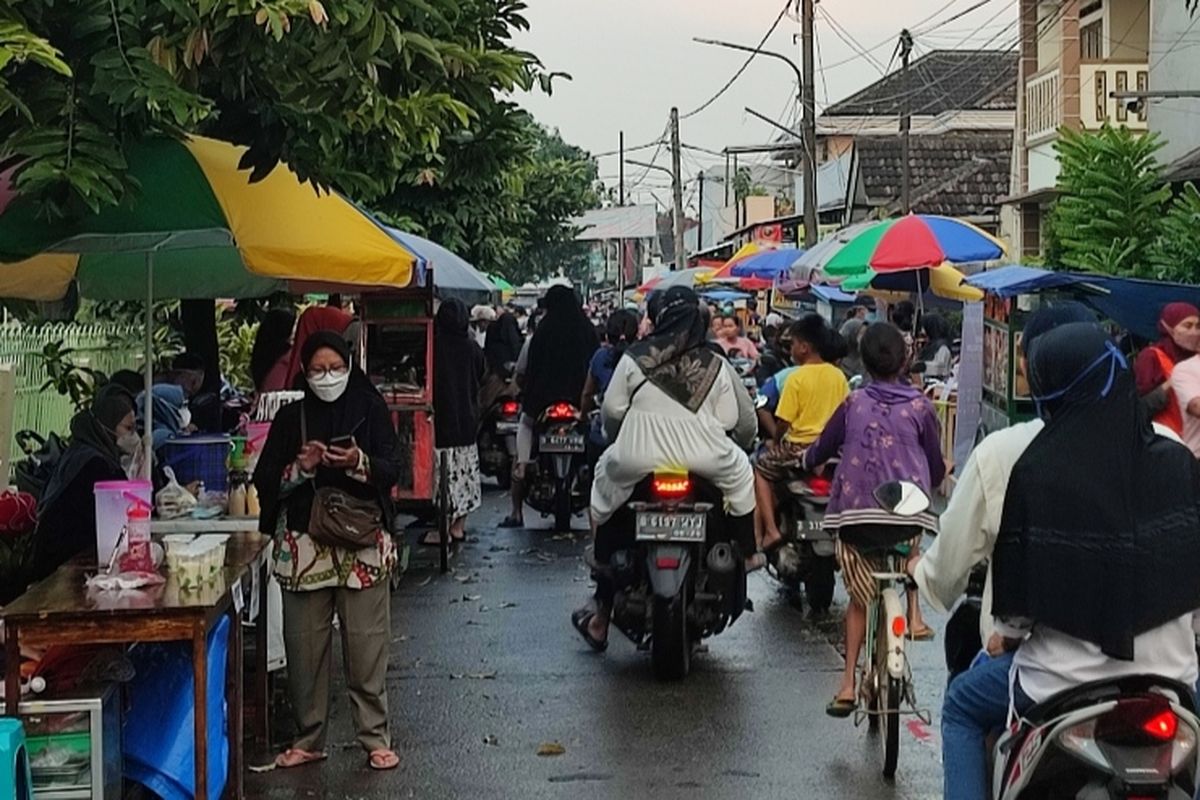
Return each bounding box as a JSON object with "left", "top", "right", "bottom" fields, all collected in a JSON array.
[
  {"left": 284, "top": 306, "right": 354, "bottom": 389},
  {"left": 1132, "top": 301, "right": 1200, "bottom": 434}
]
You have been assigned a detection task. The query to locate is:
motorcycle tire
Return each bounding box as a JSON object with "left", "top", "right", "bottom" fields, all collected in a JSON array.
[
  {"left": 651, "top": 593, "right": 690, "bottom": 681},
  {"left": 881, "top": 676, "right": 901, "bottom": 779},
  {"left": 805, "top": 555, "right": 836, "bottom": 615},
  {"left": 554, "top": 487, "right": 573, "bottom": 532}
]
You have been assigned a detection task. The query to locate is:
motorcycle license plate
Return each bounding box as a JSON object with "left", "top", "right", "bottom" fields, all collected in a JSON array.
[
  {"left": 636, "top": 511, "right": 706, "bottom": 542},
  {"left": 496, "top": 420, "right": 520, "bottom": 435},
  {"left": 540, "top": 432, "right": 584, "bottom": 453}
]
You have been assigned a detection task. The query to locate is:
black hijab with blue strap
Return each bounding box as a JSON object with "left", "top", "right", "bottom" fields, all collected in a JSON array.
[{"left": 993, "top": 322, "right": 1200, "bottom": 660}]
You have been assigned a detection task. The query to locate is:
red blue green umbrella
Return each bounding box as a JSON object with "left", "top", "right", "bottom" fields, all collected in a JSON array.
[{"left": 822, "top": 215, "right": 1005, "bottom": 276}]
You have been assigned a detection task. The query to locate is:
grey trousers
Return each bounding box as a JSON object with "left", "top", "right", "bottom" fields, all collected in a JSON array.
[{"left": 281, "top": 582, "right": 391, "bottom": 753}]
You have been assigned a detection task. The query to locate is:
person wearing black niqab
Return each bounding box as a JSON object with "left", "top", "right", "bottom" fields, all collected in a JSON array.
[
  {"left": 992, "top": 322, "right": 1200, "bottom": 710},
  {"left": 479, "top": 310, "right": 523, "bottom": 411},
  {"left": 503, "top": 285, "right": 598, "bottom": 527},
  {"left": 571, "top": 286, "right": 758, "bottom": 650},
  {"left": 253, "top": 330, "right": 403, "bottom": 771},
  {"left": 27, "top": 385, "right": 138, "bottom": 585},
  {"left": 425, "top": 299, "right": 485, "bottom": 545}
]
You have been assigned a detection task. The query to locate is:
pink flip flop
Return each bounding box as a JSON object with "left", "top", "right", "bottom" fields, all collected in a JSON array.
[{"left": 368, "top": 749, "right": 400, "bottom": 771}]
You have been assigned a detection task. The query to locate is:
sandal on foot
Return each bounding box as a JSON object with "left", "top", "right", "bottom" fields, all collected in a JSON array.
[
  {"left": 825, "top": 697, "right": 857, "bottom": 718},
  {"left": 907, "top": 624, "right": 936, "bottom": 642},
  {"left": 274, "top": 748, "right": 327, "bottom": 769},
  {"left": 419, "top": 531, "right": 464, "bottom": 547},
  {"left": 368, "top": 749, "right": 400, "bottom": 771},
  {"left": 570, "top": 608, "right": 608, "bottom": 653},
  {"left": 498, "top": 516, "right": 524, "bottom": 529}
]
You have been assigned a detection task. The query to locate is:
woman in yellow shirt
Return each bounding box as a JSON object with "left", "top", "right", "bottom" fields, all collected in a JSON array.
[{"left": 755, "top": 315, "right": 849, "bottom": 555}]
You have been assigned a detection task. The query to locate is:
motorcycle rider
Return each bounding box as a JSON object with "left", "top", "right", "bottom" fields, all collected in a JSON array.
[
  {"left": 502, "top": 286, "right": 599, "bottom": 528},
  {"left": 581, "top": 309, "right": 639, "bottom": 451},
  {"left": 909, "top": 304, "right": 1194, "bottom": 800},
  {"left": 755, "top": 315, "right": 849, "bottom": 556},
  {"left": 571, "top": 286, "right": 757, "bottom": 651}
]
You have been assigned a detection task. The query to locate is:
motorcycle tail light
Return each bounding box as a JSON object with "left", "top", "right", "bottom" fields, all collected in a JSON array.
[
  {"left": 652, "top": 474, "right": 691, "bottom": 500},
  {"left": 501, "top": 400, "right": 520, "bottom": 417},
  {"left": 806, "top": 476, "right": 832, "bottom": 497},
  {"left": 546, "top": 402, "right": 578, "bottom": 421},
  {"left": 655, "top": 556, "right": 681, "bottom": 570}
]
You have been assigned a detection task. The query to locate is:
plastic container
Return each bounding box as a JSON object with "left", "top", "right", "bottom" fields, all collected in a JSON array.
[
  {"left": 118, "top": 500, "right": 154, "bottom": 573},
  {"left": 93, "top": 480, "right": 152, "bottom": 566},
  {"left": 160, "top": 436, "right": 232, "bottom": 493}
]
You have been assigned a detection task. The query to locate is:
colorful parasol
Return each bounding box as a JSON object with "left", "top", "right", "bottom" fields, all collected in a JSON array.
[
  {"left": 728, "top": 247, "right": 803, "bottom": 280},
  {"left": 637, "top": 266, "right": 716, "bottom": 295},
  {"left": 822, "top": 215, "right": 1005, "bottom": 276},
  {"left": 707, "top": 242, "right": 761, "bottom": 281},
  {"left": 0, "top": 135, "right": 422, "bottom": 301}
]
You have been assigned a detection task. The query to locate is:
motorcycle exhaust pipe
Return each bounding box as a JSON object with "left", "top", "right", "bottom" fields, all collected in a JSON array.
[{"left": 706, "top": 542, "right": 737, "bottom": 575}]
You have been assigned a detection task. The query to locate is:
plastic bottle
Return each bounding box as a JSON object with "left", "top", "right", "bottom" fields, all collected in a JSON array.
[
  {"left": 120, "top": 501, "right": 153, "bottom": 572},
  {"left": 246, "top": 484, "right": 260, "bottom": 517},
  {"left": 228, "top": 482, "right": 247, "bottom": 517}
]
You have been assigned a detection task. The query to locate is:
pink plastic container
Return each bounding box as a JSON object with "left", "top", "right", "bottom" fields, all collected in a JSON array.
[{"left": 94, "top": 480, "right": 152, "bottom": 565}]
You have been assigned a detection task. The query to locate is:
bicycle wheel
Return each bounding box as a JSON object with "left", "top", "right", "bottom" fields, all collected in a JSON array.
[{"left": 876, "top": 612, "right": 901, "bottom": 779}]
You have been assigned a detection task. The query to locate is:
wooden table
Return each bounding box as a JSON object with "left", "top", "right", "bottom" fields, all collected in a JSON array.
[
  {"left": 2, "top": 534, "right": 272, "bottom": 800},
  {"left": 151, "top": 517, "right": 260, "bottom": 534}
]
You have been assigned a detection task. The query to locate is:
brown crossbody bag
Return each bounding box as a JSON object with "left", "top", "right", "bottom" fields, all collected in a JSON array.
[{"left": 301, "top": 409, "right": 382, "bottom": 549}]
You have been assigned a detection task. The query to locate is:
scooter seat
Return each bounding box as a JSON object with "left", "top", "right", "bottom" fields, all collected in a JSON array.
[{"left": 1021, "top": 674, "right": 1197, "bottom": 726}]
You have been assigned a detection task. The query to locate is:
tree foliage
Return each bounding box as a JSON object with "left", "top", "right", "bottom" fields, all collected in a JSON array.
[
  {"left": 1, "top": 0, "right": 551, "bottom": 218},
  {"left": 1048, "top": 124, "right": 1171, "bottom": 277},
  {"left": 383, "top": 113, "right": 598, "bottom": 285},
  {"left": 1150, "top": 182, "right": 1200, "bottom": 282}
]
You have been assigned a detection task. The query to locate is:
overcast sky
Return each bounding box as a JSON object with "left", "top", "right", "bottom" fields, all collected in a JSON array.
[{"left": 513, "top": 0, "right": 1018, "bottom": 210}]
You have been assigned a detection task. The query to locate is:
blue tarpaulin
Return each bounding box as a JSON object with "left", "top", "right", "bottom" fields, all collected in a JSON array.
[
  {"left": 965, "top": 266, "right": 1200, "bottom": 342},
  {"left": 809, "top": 284, "right": 857, "bottom": 303}
]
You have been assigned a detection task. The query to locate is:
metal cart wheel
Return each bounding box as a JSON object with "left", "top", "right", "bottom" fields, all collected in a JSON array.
[{"left": 437, "top": 450, "right": 451, "bottom": 574}]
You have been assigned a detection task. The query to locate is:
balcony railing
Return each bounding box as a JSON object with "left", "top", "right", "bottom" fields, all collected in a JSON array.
[
  {"left": 1025, "top": 69, "right": 1061, "bottom": 144},
  {"left": 1080, "top": 61, "right": 1149, "bottom": 130}
]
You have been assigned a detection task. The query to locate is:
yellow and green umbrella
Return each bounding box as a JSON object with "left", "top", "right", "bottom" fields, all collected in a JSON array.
[{"left": 0, "top": 135, "right": 422, "bottom": 301}]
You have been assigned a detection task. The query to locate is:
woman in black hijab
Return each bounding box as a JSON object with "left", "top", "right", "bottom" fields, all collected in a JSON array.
[
  {"left": 504, "top": 285, "right": 598, "bottom": 527},
  {"left": 571, "top": 286, "right": 758, "bottom": 650},
  {"left": 28, "top": 385, "right": 138, "bottom": 582},
  {"left": 251, "top": 307, "right": 297, "bottom": 393},
  {"left": 480, "top": 310, "right": 523, "bottom": 411},
  {"left": 992, "top": 322, "right": 1200, "bottom": 709},
  {"left": 253, "top": 330, "right": 403, "bottom": 772},
  {"left": 424, "top": 299, "right": 485, "bottom": 546}
]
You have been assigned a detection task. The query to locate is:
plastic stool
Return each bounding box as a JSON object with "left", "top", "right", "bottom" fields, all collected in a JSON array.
[{"left": 0, "top": 718, "right": 33, "bottom": 800}]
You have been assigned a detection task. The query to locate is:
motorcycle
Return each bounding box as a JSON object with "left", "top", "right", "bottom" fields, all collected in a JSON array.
[
  {"left": 478, "top": 394, "right": 520, "bottom": 490},
  {"left": 525, "top": 401, "right": 591, "bottom": 531},
  {"left": 603, "top": 470, "right": 747, "bottom": 681},
  {"left": 992, "top": 675, "right": 1200, "bottom": 799},
  {"left": 728, "top": 354, "right": 759, "bottom": 400},
  {"left": 770, "top": 470, "right": 839, "bottom": 615}
]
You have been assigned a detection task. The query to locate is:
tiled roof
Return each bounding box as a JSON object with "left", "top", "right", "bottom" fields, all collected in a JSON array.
[
  {"left": 1164, "top": 145, "right": 1200, "bottom": 183},
  {"left": 823, "top": 50, "right": 1018, "bottom": 117},
  {"left": 855, "top": 131, "right": 1013, "bottom": 218}
]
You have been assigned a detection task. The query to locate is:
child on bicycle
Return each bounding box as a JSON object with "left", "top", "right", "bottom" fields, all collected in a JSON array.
[{"left": 802, "top": 322, "right": 945, "bottom": 718}]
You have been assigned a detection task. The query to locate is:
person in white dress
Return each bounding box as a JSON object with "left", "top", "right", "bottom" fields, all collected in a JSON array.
[{"left": 572, "top": 286, "right": 757, "bottom": 651}]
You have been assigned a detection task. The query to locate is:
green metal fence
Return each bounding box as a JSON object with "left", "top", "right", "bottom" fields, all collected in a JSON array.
[{"left": 0, "top": 323, "right": 144, "bottom": 450}]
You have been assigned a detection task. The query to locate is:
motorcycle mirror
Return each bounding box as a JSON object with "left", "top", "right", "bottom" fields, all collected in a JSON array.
[{"left": 874, "top": 481, "right": 930, "bottom": 517}]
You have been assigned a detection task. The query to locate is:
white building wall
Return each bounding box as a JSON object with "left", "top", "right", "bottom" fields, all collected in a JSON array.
[{"left": 1149, "top": 0, "right": 1200, "bottom": 164}]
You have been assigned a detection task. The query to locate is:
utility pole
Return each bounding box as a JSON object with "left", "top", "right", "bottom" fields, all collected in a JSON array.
[
  {"left": 669, "top": 106, "right": 686, "bottom": 271},
  {"left": 800, "top": 0, "right": 818, "bottom": 247},
  {"left": 618, "top": 130, "right": 625, "bottom": 297},
  {"left": 899, "top": 29, "right": 914, "bottom": 215},
  {"left": 697, "top": 171, "right": 705, "bottom": 252}
]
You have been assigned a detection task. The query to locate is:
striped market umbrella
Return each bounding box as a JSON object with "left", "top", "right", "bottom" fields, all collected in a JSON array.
[
  {"left": 822, "top": 215, "right": 1005, "bottom": 276},
  {"left": 0, "top": 135, "right": 422, "bottom": 301}
]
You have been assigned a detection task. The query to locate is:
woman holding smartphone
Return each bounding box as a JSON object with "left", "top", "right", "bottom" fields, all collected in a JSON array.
[{"left": 254, "top": 331, "right": 404, "bottom": 771}]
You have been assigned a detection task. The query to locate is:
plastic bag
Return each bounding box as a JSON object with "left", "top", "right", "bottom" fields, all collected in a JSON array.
[{"left": 156, "top": 467, "right": 197, "bottom": 520}]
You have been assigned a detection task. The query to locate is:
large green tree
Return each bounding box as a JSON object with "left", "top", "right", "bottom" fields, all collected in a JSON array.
[
  {"left": 383, "top": 112, "right": 598, "bottom": 284},
  {"left": 0, "top": 1, "right": 546, "bottom": 218}
]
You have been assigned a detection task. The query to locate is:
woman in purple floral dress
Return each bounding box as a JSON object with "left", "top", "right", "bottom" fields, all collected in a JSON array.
[{"left": 803, "top": 322, "right": 946, "bottom": 717}]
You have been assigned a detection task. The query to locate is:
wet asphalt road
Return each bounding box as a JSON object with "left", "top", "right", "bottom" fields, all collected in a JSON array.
[{"left": 248, "top": 484, "right": 949, "bottom": 799}]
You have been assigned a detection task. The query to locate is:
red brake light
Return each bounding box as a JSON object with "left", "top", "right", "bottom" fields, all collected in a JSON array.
[
  {"left": 805, "top": 476, "right": 832, "bottom": 497},
  {"left": 501, "top": 400, "right": 519, "bottom": 416},
  {"left": 652, "top": 475, "right": 692, "bottom": 500},
  {"left": 546, "top": 402, "right": 577, "bottom": 421},
  {"left": 1143, "top": 710, "right": 1178, "bottom": 741},
  {"left": 655, "top": 556, "right": 681, "bottom": 569}
]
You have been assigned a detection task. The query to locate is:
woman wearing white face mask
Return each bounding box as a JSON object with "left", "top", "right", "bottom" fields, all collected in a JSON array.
[
  {"left": 28, "top": 385, "right": 138, "bottom": 582},
  {"left": 253, "top": 331, "right": 404, "bottom": 772}
]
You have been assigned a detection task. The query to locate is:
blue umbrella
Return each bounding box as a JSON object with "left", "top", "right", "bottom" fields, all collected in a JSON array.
[
  {"left": 729, "top": 247, "right": 804, "bottom": 280},
  {"left": 385, "top": 227, "right": 496, "bottom": 304}
]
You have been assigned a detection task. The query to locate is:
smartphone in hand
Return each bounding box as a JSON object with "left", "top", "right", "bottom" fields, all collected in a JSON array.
[{"left": 329, "top": 434, "right": 356, "bottom": 450}]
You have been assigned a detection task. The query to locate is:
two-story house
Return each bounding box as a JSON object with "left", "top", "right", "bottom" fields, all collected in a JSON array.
[{"left": 1005, "top": 0, "right": 1200, "bottom": 256}]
